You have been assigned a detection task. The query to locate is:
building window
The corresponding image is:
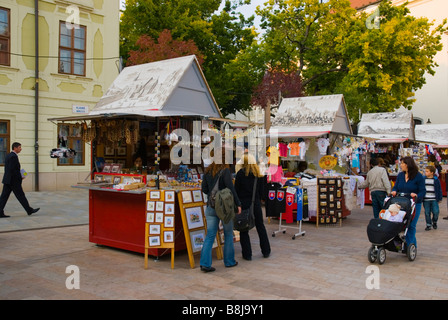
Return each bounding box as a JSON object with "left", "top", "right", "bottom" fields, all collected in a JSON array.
[
  {"left": 0, "top": 7, "right": 10, "bottom": 66},
  {"left": 0, "top": 120, "right": 10, "bottom": 166},
  {"left": 57, "top": 124, "right": 85, "bottom": 166},
  {"left": 58, "top": 21, "right": 86, "bottom": 76}
]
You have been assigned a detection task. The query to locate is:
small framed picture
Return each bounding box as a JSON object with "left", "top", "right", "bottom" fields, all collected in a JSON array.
[
  {"left": 133, "top": 176, "right": 142, "bottom": 183},
  {"left": 113, "top": 176, "right": 122, "bottom": 184},
  {"left": 94, "top": 175, "right": 103, "bottom": 182},
  {"left": 156, "top": 201, "right": 164, "bottom": 211},
  {"left": 149, "top": 224, "right": 161, "bottom": 235},
  {"left": 181, "top": 190, "right": 192, "bottom": 203},
  {"left": 111, "top": 164, "right": 122, "bottom": 173},
  {"left": 103, "top": 175, "right": 113, "bottom": 183},
  {"left": 165, "top": 203, "right": 175, "bottom": 215},
  {"left": 192, "top": 190, "right": 203, "bottom": 202},
  {"left": 117, "top": 146, "right": 127, "bottom": 156},
  {"left": 149, "top": 236, "right": 160, "bottom": 247},
  {"left": 185, "top": 206, "right": 204, "bottom": 230},
  {"left": 164, "top": 216, "right": 174, "bottom": 228},
  {"left": 165, "top": 190, "right": 175, "bottom": 202},
  {"left": 105, "top": 146, "right": 115, "bottom": 156},
  {"left": 155, "top": 212, "right": 164, "bottom": 223},
  {"left": 102, "top": 164, "right": 112, "bottom": 173},
  {"left": 190, "top": 230, "right": 205, "bottom": 253},
  {"left": 164, "top": 231, "right": 174, "bottom": 243},
  {"left": 150, "top": 191, "right": 161, "bottom": 200},
  {"left": 122, "top": 176, "right": 133, "bottom": 184},
  {"left": 146, "top": 212, "right": 154, "bottom": 223},
  {"left": 147, "top": 201, "right": 155, "bottom": 211}
]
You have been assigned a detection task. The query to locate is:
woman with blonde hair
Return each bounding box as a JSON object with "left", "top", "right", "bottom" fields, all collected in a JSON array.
[{"left": 235, "top": 154, "right": 271, "bottom": 260}]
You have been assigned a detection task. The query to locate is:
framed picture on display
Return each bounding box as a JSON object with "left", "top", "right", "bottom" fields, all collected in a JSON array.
[
  {"left": 149, "top": 224, "right": 161, "bottom": 235},
  {"left": 190, "top": 230, "right": 205, "bottom": 253},
  {"left": 149, "top": 236, "right": 160, "bottom": 247},
  {"left": 192, "top": 190, "right": 202, "bottom": 202},
  {"left": 165, "top": 216, "right": 174, "bottom": 228},
  {"left": 156, "top": 201, "right": 164, "bottom": 211},
  {"left": 150, "top": 191, "right": 161, "bottom": 200},
  {"left": 181, "top": 190, "right": 192, "bottom": 203},
  {"left": 164, "top": 231, "right": 174, "bottom": 243},
  {"left": 146, "top": 212, "right": 154, "bottom": 223},
  {"left": 155, "top": 212, "right": 164, "bottom": 223},
  {"left": 165, "top": 203, "right": 175, "bottom": 215},
  {"left": 147, "top": 201, "right": 155, "bottom": 211},
  {"left": 165, "top": 190, "right": 175, "bottom": 202},
  {"left": 185, "top": 206, "right": 204, "bottom": 230}
]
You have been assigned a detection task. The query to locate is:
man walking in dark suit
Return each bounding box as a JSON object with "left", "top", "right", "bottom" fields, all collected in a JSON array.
[{"left": 0, "top": 142, "right": 39, "bottom": 218}]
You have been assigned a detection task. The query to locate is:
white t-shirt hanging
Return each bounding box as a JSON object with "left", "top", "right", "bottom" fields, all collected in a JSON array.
[
  {"left": 299, "top": 141, "right": 307, "bottom": 160},
  {"left": 317, "top": 138, "right": 330, "bottom": 155}
]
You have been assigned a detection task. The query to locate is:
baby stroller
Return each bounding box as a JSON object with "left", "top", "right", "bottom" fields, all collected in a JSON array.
[{"left": 366, "top": 193, "right": 417, "bottom": 264}]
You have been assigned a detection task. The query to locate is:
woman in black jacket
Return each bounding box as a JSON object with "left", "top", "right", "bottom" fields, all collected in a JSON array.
[{"left": 235, "top": 154, "right": 271, "bottom": 260}]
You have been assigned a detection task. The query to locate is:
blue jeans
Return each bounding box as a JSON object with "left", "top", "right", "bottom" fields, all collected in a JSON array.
[
  {"left": 199, "top": 206, "right": 237, "bottom": 268},
  {"left": 371, "top": 190, "right": 387, "bottom": 219},
  {"left": 406, "top": 202, "right": 422, "bottom": 247},
  {"left": 423, "top": 200, "right": 439, "bottom": 226}
]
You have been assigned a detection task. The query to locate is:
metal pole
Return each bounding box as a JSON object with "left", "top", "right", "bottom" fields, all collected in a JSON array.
[{"left": 34, "top": 0, "right": 39, "bottom": 191}]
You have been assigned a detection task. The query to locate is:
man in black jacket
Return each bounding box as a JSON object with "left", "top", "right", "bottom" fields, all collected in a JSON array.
[{"left": 0, "top": 142, "right": 39, "bottom": 218}]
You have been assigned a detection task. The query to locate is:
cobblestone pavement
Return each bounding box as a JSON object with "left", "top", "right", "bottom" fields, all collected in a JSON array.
[{"left": 1, "top": 189, "right": 448, "bottom": 300}]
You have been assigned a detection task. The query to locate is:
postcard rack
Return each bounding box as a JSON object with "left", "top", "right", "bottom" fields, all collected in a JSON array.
[{"left": 144, "top": 188, "right": 222, "bottom": 269}]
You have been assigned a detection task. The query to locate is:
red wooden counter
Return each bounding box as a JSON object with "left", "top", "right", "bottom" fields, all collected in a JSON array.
[{"left": 76, "top": 186, "right": 186, "bottom": 256}]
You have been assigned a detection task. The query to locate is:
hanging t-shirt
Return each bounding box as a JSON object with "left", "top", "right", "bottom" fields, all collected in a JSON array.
[
  {"left": 317, "top": 138, "right": 330, "bottom": 155},
  {"left": 278, "top": 143, "right": 288, "bottom": 157},
  {"left": 265, "top": 183, "right": 286, "bottom": 218},
  {"left": 267, "top": 146, "right": 280, "bottom": 165},
  {"left": 299, "top": 141, "right": 308, "bottom": 160},
  {"left": 267, "top": 164, "right": 283, "bottom": 183},
  {"left": 288, "top": 142, "right": 301, "bottom": 156}
]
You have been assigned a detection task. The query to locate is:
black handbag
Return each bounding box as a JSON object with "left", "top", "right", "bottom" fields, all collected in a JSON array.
[{"left": 234, "top": 177, "right": 257, "bottom": 232}]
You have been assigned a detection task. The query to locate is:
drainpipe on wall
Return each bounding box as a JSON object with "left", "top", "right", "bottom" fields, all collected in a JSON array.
[{"left": 34, "top": 0, "right": 39, "bottom": 191}]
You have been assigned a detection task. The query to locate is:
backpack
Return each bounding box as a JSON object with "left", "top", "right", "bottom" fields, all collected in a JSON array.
[
  {"left": 207, "top": 170, "right": 223, "bottom": 209},
  {"left": 215, "top": 188, "right": 236, "bottom": 224}
]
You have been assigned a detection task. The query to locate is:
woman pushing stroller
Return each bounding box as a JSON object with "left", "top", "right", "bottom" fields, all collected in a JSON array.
[{"left": 390, "top": 156, "right": 426, "bottom": 248}]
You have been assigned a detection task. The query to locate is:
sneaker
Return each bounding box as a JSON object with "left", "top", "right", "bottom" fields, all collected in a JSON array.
[
  {"left": 425, "top": 226, "right": 431, "bottom": 231},
  {"left": 433, "top": 223, "right": 438, "bottom": 230},
  {"left": 443, "top": 216, "right": 448, "bottom": 220}
]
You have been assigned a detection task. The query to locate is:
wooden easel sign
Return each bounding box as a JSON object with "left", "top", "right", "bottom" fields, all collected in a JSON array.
[
  {"left": 144, "top": 190, "right": 175, "bottom": 269},
  {"left": 178, "top": 189, "right": 222, "bottom": 269}
]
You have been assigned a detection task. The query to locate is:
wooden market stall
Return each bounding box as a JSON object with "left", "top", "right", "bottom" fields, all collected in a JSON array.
[
  {"left": 50, "top": 55, "right": 230, "bottom": 265},
  {"left": 414, "top": 123, "right": 448, "bottom": 196},
  {"left": 357, "top": 111, "right": 417, "bottom": 203},
  {"left": 267, "top": 94, "right": 358, "bottom": 227}
]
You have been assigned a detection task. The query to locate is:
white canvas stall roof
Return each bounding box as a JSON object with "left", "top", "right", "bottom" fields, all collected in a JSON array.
[
  {"left": 268, "top": 94, "right": 352, "bottom": 137},
  {"left": 358, "top": 111, "right": 415, "bottom": 143},
  {"left": 89, "top": 55, "right": 222, "bottom": 118},
  {"left": 414, "top": 123, "right": 448, "bottom": 146}
]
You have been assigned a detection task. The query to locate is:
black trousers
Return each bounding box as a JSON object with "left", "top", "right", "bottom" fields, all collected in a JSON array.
[
  {"left": 239, "top": 203, "right": 271, "bottom": 259},
  {"left": 0, "top": 183, "right": 33, "bottom": 214}
]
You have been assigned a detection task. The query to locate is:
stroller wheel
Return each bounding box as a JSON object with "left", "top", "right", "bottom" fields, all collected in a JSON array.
[
  {"left": 368, "top": 246, "right": 377, "bottom": 263},
  {"left": 377, "top": 247, "right": 386, "bottom": 265},
  {"left": 407, "top": 243, "right": 417, "bottom": 261}
]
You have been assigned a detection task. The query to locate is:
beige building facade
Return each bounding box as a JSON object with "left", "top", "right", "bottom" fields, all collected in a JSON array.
[{"left": 0, "top": 0, "right": 120, "bottom": 191}]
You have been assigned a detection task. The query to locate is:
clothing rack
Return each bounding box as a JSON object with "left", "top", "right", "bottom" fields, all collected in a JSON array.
[{"left": 271, "top": 185, "right": 306, "bottom": 240}]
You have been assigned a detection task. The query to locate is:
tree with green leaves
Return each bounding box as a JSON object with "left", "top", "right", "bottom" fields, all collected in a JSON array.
[
  {"left": 256, "top": 0, "right": 447, "bottom": 121},
  {"left": 120, "top": 0, "right": 258, "bottom": 116}
]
